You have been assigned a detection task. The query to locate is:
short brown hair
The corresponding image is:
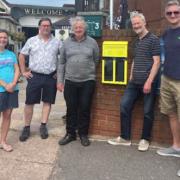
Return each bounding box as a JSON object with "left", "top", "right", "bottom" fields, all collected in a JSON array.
[
  {"left": 38, "top": 18, "right": 52, "bottom": 26},
  {"left": 0, "top": 29, "right": 8, "bottom": 35}
]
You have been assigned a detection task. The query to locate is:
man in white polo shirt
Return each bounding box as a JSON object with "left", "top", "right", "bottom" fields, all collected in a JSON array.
[{"left": 19, "top": 17, "right": 62, "bottom": 141}]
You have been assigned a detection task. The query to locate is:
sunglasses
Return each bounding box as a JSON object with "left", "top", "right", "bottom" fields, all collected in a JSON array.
[{"left": 166, "top": 11, "right": 180, "bottom": 16}]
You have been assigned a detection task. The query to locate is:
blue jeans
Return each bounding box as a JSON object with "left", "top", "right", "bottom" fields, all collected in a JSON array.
[{"left": 120, "top": 81, "right": 157, "bottom": 140}]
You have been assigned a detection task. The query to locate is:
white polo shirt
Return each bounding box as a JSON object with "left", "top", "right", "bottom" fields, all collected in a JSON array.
[{"left": 21, "top": 35, "right": 62, "bottom": 74}]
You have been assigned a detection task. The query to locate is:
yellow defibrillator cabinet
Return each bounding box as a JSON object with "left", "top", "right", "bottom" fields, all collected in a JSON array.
[{"left": 102, "top": 41, "right": 128, "bottom": 85}]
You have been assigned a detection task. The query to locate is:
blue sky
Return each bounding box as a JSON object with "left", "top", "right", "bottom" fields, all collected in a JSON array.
[{"left": 6, "top": 0, "right": 75, "bottom": 7}]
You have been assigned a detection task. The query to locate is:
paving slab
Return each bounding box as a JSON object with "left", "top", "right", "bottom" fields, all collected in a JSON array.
[
  {"left": 0, "top": 131, "right": 60, "bottom": 180},
  {"left": 50, "top": 141, "right": 180, "bottom": 180},
  {"left": 0, "top": 80, "right": 66, "bottom": 180},
  {"left": 1, "top": 80, "right": 180, "bottom": 180}
]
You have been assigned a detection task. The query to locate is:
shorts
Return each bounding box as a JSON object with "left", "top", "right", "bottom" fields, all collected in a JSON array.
[
  {"left": 25, "top": 71, "right": 57, "bottom": 105},
  {"left": 0, "top": 91, "right": 19, "bottom": 112},
  {"left": 160, "top": 75, "right": 180, "bottom": 120}
]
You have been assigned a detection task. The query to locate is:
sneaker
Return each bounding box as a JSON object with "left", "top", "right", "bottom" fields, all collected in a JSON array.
[
  {"left": 19, "top": 126, "right": 30, "bottom": 142},
  {"left": 107, "top": 136, "right": 131, "bottom": 146},
  {"left": 138, "top": 139, "right": 150, "bottom": 151},
  {"left": 157, "top": 147, "right": 180, "bottom": 157},
  {"left": 177, "top": 169, "right": 180, "bottom": 177},
  {"left": 40, "top": 125, "right": 48, "bottom": 139}
]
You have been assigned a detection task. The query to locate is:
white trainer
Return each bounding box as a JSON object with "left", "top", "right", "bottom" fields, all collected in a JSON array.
[
  {"left": 107, "top": 136, "right": 131, "bottom": 146},
  {"left": 138, "top": 139, "right": 150, "bottom": 151},
  {"left": 177, "top": 169, "right": 180, "bottom": 177}
]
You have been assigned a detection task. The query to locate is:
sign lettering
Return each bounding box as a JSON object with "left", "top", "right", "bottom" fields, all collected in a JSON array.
[
  {"left": 24, "top": 8, "right": 64, "bottom": 16},
  {"left": 83, "top": 16, "right": 102, "bottom": 37}
]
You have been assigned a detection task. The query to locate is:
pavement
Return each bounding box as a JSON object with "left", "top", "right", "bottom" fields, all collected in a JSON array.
[
  {"left": 0, "top": 81, "right": 180, "bottom": 180},
  {"left": 50, "top": 142, "right": 180, "bottom": 180}
]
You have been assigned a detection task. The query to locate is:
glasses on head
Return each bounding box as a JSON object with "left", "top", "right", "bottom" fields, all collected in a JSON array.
[{"left": 166, "top": 11, "right": 180, "bottom": 16}]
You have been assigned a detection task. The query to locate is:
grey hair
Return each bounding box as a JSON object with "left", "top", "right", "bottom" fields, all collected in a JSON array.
[
  {"left": 70, "top": 16, "right": 88, "bottom": 32},
  {"left": 130, "top": 11, "right": 146, "bottom": 23},
  {"left": 165, "top": 0, "right": 180, "bottom": 7}
]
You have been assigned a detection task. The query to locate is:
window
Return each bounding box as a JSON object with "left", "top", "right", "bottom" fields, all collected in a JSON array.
[{"left": 102, "top": 41, "right": 128, "bottom": 85}]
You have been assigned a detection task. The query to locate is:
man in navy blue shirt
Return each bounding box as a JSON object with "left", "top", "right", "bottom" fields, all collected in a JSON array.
[{"left": 156, "top": 0, "right": 180, "bottom": 176}]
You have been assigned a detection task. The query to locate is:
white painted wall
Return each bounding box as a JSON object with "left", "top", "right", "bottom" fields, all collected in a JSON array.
[
  {"left": 0, "top": 0, "right": 11, "bottom": 13},
  {"left": 19, "top": 15, "right": 62, "bottom": 27}
]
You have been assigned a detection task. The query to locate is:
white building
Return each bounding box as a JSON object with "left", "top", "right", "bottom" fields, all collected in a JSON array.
[{"left": 0, "top": 0, "right": 75, "bottom": 52}]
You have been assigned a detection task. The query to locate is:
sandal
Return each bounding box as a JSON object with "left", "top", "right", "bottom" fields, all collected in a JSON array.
[{"left": 0, "top": 143, "right": 13, "bottom": 152}]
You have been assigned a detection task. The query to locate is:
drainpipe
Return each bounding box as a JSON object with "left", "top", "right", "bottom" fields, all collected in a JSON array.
[
  {"left": 110, "top": 0, "right": 114, "bottom": 30},
  {"left": 99, "top": 0, "right": 104, "bottom": 10}
]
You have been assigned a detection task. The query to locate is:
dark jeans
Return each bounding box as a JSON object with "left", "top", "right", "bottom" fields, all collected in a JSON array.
[
  {"left": 120, "top": 81, "right": 157, "bottom": 141},
  {"left": 64, "top": 80, "right": 95, "bottom": 137}
]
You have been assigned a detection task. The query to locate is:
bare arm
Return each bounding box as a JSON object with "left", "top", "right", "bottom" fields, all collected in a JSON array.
[
  {"left": 129, "top": 61, "right": 134, "bottom": 81},
  {"left": 0, "top": 79, "right": 7, "bottom": 88},
  {"left": 12, "top": 63, "right": 20, "bottom": 86},
  {"left": 143, "top": 55, "right": 160, "bottom": 94},
  {"left": 18, "top": 53, "right": 26, "bottom": 73},
  {"left": 6, "top": 64, "right": 20, "bottom": 92},
  {"left": 19, "top": 53, "right": 32, "bottom": 79},
  {"left": 0, "top": 64, "right": 20, "bottom": 93}
]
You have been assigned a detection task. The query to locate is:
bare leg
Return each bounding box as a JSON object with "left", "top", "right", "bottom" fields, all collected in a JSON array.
[
  {"left": 0, "top": 109, "right": 13, "bottom": 151},
  {"left": 24, "top": 104, "right": 34, "bottom": 126},
  {"left": 41, "top": 102, "right": 51, "bottom": 123},
  {"left": 169, "top": 113, "right": 180, "bottom": 148}
]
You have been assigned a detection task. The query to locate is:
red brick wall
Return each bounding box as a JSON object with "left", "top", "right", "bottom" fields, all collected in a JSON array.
[
  {"left": 89, "top": 29, "right": 172, "bottom": 145},
  {"left": 127, "top": 0, "right": 169, "bottom": 29},
  {"left": 103, "top": 0, "right": 168, "bottom": 29},
  {"left": 127, "top": 0, "right": 167, "bottom": 29}
]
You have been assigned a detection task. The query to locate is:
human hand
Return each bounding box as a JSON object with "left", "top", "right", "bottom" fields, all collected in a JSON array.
[
  {"left": 143, "top": 80, "right": 152, "bottom": 94},
  {"left": 22, "top": 71, "right": 33, "bottom": 79},
  {"left": 5, "top": 83, "right": 15, "bottom": 93},
  {"left": 57, "top": 83, "right": 64, "bottom": 92}
]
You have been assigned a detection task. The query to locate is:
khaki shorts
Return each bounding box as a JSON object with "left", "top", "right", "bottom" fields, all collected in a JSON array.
[{"left": 160, "top": 75, "right": 180, "bottom": 120}]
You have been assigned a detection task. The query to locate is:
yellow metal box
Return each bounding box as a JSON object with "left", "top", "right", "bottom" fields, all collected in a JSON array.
[{"left": 102, "top": 41, "right": 128, "bottom": 58}]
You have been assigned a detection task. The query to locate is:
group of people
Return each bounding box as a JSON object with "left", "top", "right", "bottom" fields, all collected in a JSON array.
[
  {"left": 0, "top": 15, "right": 99, "bottom": 150},
  {"left": 107, "top": 0, "right": 180, "bottom": 176},
  {"left": 0, "top": 0, "right": 180, "bottom": 176}
]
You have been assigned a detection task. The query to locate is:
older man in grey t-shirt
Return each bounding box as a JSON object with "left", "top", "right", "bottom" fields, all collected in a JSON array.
[{"left": 57, "top": 16, "right": 99, "bottom": 146}]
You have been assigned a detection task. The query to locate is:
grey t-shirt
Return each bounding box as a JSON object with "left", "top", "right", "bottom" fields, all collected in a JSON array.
[{"left": 57, "top": 35, "right": 99, "bottom": 83}]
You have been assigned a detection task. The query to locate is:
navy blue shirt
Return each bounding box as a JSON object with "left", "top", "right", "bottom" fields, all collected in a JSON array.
[{"left": 163, "top": 27, "right": 180, "bottom": 80}]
